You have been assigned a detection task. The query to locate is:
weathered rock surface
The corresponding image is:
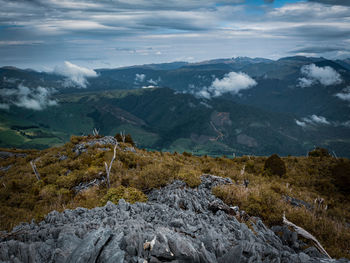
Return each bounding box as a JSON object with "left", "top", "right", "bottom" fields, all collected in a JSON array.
[
  {"left": 0, "top": 174, "right": 349, "bottom": 263},
  {"left": 73, "top": 136, "right": 118, "bottom": 156}
]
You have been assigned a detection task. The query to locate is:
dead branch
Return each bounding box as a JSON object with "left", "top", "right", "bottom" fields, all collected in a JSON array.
[
  {"left": 92, "top": 128, "right": 100, "bottom": 136},
  {"left": 120, "top": 130, "right": 126, "bottom": 143},
  {"left": 30, "top": 161, "right": 41, "bottom": 181},
  {"left": 104, "top": 143, "right": 117, "bottom": 189},
  {"left": 240, "top": 165, "right": 245, "bottom": 176},
  {"left": 283, "top": 213, "right": 331, "bottom": 259}
]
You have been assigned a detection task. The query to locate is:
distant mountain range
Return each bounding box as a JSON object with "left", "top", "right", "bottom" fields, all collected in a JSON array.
[{"left": 1, "top": 56, "right": 350, "bottom": 157}]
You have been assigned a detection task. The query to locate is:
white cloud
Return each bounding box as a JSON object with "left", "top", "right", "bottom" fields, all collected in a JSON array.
[
  {"left": 195, "top": 72, "right": 257, "bottom": 99},
  {"left": 335, "top": 86, "right": 350, "bottom": 102},
  {"left": 342, "top": 120, "right": 350, "bottom": 128},
  {"left": 296, "top": 114, "right": 331, "bottom": 126},
  {"left": 0, "top": 84, "right": 57, "bottom": 110},
  {"left": 53, "top": 61, "right": 98, "bottom": 88},
  {"left": 298, "top": 64, "right": 342, "bottom": 87},
  {"left": 148, "top": 77, "right": 161, "bottom": 85},
  {"left": 135, "top": 73, "right": 146, "bottom": 82},
  {"left": 298, "top": 77, "right": 315, "bottom": 88},
  {"left": 295, "top": 120, "right": 307, "bottom": 127}
]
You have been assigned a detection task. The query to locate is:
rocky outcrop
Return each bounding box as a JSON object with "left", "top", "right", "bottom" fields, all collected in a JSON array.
[
  {"left": 72, "top": 136, "right": 118, "bottom": 155},
  {"left": 0, "top": 174, "right": 349, "bottom": 263}
]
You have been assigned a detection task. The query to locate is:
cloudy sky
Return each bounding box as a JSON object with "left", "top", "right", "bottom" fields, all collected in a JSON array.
[{"left": 0, "top": 0, "right": 349, "bottom": 69}]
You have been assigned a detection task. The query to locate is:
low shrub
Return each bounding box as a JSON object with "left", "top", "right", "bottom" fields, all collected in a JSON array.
[
  {"left": 264, "top": 154, "right": 286, "bottom": 177},
  {"left": 100, "top": 186, "right": 147, "bottom": 205}
]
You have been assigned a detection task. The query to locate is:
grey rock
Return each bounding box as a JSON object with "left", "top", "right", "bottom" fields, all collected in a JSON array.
[
  {"left": 0, "top": 174, "right": 348, "bottom": 263},
  {"left": 73, "top": 175, "right": 105, "bottom": 193},
  {"left": 72, "top": 136, "right": 118, "bottom": 156},
  {"left": 0, "top": 165, "right": 12, "bottom": 172},
  {"left": 58, "top": 155, "right": 68, "bottom": 161},
  {"left": 0, "top": 151, "right": 26, "bottom": 159},
  {"left": 124, "top": 147, "right": 136, "bottom": 153},
  {"left": 218, "top": 244, "right": 242, "bottom": 263}
]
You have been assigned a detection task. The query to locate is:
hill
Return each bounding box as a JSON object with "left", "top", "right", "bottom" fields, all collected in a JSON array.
[
  {"left": 1, "top": 56, "right": 350, "bottom": 157},
  {"left": 1, "top": 87, "right": 350, "bottom": 157},
  {"left": 0, "top": 136, "right": 349, "bottom": 259}
]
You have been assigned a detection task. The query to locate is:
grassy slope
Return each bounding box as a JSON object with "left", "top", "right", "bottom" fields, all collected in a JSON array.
[{"left": 0, "top": 136, "right": 349, "bottom": 258}]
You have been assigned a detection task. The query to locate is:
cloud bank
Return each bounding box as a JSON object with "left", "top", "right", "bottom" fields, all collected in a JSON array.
[
  {"left": 195, "top": 72, "right": 257, "bottom": 99},
  {"left": 296, "top": 114, "right": 330, "bottom": 127},
  {"left": 298, "top": 64, "right": 342, "bottom": 87},
  {"left": 0, "top": 84, "right": 57, "bottom": 110},
  {"left": 1, "top": 0, "right": 350, "bottom": 68},
  {"left": 53, "top": 61, "right": 98, "bottom": 88}
]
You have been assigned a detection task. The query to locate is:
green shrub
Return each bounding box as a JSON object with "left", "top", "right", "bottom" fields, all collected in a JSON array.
[
  {"left": 308, "top": 147, "right": 331, "bottom": 158},
  {"left": 264, "top": 154, "right": 286, "bottom": 177},
  {"left": 331, "top": 160, "right": 350, "bottom": 194},
  {"left": 177, "top": 167, "right": 201, "bottom": 188},
  {"left": 100, "top": 186, "right": 147, "bottom": 205}
]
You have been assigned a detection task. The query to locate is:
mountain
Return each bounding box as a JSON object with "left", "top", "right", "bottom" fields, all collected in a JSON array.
[{"left": 1, "top": 56, "right": 350, "bottom": 157}]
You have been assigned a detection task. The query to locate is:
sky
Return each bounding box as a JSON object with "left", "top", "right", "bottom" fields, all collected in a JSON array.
[{"left": 0, "top": 0, "right": 350, "bottom": 70}]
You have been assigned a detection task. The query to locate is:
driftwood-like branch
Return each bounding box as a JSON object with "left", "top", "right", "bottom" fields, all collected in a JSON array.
[
  {"left": 104, "top": 143, "right": 117, "bottom": 188},
  {"left": 92, "top": 128, "right": 100, "bottom": 136},
  {"left": 283, "top": 213, "right": 331, "bottom": 259},
  {"left": 240, "top": 165, "right": 245, "bottom": 176},
  {"left": 120, "top": 130, "right": 126, "bottom": 143},
  {"left": 30, "top": 161, "right": 41, "bottom": 181}
]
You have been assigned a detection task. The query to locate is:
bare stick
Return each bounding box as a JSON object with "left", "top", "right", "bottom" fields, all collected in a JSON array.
[
  {"left": 105, "top": 144, "right": 117, "bottom": 188},
  {"left": 283, "top": 213, "right": 331, "bottom": 259},
  {"left": 30, "top": 161, "right": 41, "bottom": 181},
  {"left": 92, "top": 128, "right": 99, "bottom": 136},
  {"left": 120, "top": 130, "right": 126, "bottom": 143}
]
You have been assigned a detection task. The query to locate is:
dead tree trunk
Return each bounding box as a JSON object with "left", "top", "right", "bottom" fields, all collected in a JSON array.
[
  {"left": 30, "top": 161, "right": 41, "bottom": 181},
  {"left": 283, "top": 213, "right": 331, "bottom": 259},
  {"left": 104, "top": 143, "right": 117, "bottom": 189}
]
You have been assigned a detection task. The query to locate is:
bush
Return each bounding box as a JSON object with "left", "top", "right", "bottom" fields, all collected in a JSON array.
[
  {"left": 125, "top": 134, "right": 135, "bottom": 146},
  {"left": 177, "top": 167, "right": 201, "bottom": 188},
  {"left": 114, "top": 133, "right": 135, "bottom": 146},
  {"left": 308, "top": 147, "right": 331, "bottom": 158},
  {"left": 331, "top": 160, "right": 350, "bottom": 194},
  {"left": 100, "top": 186, "right": 147, "bottom": 205},
  {"left": 264, "top": 154, "right": 286, "bottom": 177}
]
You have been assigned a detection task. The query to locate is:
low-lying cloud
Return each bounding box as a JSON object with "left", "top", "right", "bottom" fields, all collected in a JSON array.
[
  {"left": 296, "top": 114, "right": 331, "bottom": 127},
  {"left": 0, "top": 84, "right": 57, "bottom": 110},
  {"left": 135, "top": 73, "right": 146, "bottom": 83},
  {"left": 53, "top": 61, "right": 98, "bottom": 88},
  {"left": 335, "top": 86, "right": 350, "bottom": 102},
  {"left": 298, "top": 64, "right": 342, "bottom": 87},
  {"left": 195, "top": 72, "right": 257, "bottom": 99}
]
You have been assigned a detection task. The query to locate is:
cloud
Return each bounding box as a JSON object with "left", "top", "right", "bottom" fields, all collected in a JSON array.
[
  {"left": 309, "top": 0, "right": 350, "bottom": 6},
  {"left": 295, "top": 120, "right": 307, "bottom": 127},
  {"left": 194, "top": 72, "right": 256, "bottom": 99},
  {"left": 296, "top": 114, "right": 331, "bottom": 127},
  {"left": 0, "top": 84, "right": 57, "bottom": 110},
  {"left": 335, "top": 86, "right": 350, "bottom": 102},
  {"left": 135, "top": 73, "right": 146, "bottom": 82},
  {"left": 148, "top": 77, "right": 161, "bottom": 85},
  {"left": 1, "top": 0, "right": 350, "bottom": 68},
  {"left": 298, "top": 64, "right": 342, "bottom": 87},
  {"left": 53, "top": 61, "right": 98, "bottom": 88}
]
